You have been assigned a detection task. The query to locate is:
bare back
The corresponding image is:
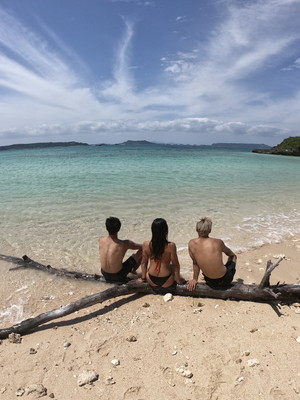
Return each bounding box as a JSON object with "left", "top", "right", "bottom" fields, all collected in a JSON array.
[
  {"left": 99, "top": 236, "right": 139, "bottom": 273},
  {"left": 143, "top": 241, "right": 178, "bottom": 277},
  {"left": 188, "top": 237, "right": 234, "bottom": 279},
  {"left": 140, "top": 240, "right": 182, "bottom": 285}
]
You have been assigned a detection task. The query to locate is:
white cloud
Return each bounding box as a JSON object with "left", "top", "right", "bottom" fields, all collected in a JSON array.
[
  {"left": 108, "top": 0, "right": 154, "bottom": 5},
  {"left": 99, "top": 18, "right": 136, "bottom": 102},
  {"left": 175, "top": 16, "right": 187, "bottom": 23},
  {"left": 158, "top": 0, "right": 300, "bottom": 127},
  {"left": 282, "top": 57, "right": 300, "bottom": 70},
  {"left": 0, "top": 117, "right": 291, "bottom": 146},
  {"left": 0, "top": 1, "right": 300, "bottom": 145}
]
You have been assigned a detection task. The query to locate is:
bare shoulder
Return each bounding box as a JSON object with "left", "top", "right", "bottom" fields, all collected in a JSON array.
[
  {"left": 99, "top": 236, "right": 107, "bottom": 244},
  {"left": 168, "top": 241, "right": 177, "bottom": 250},
  {"left": 188, "top": 238, "right": 197, "bottom": 250},
  {"left": 188, "top": 238, "right": 197, "bottom": 246},
  {"left": 210, "top": 237, "right": 224, "bottom": 245}
]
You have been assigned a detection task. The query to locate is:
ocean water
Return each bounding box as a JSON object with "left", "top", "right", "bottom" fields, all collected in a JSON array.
[
  {"left": 1, "top": 143, "right": 300, "bottom": 266},
  {"left": 0, "top": 143, "right": 300, "bottom": 323}
]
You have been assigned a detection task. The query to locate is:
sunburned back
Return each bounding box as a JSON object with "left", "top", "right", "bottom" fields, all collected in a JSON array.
[
  {"left": 189, "top": 237, "right": 227, "bottom": 279},
  {"left": 99, "top": 236, "right": 128, "bottom": 273}
]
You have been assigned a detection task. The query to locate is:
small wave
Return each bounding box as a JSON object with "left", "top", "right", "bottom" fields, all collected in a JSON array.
[
  {"left": 177, "top": 246, "right": 188, "bottom": 252},
  {"left": 234, "top": 209, "right": 300, "bottom": 251},
  {"left": 0, "top": 298, "right": 25, "bottom": 324}
]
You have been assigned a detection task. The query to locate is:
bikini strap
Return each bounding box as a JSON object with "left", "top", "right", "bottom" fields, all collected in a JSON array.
[{"left": 155, "top": 259, "right": 161, "bottom": 274}]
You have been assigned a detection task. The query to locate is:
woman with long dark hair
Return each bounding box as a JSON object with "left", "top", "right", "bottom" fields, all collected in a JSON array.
[{"left": 138, "top": 218, "right": 184, "bottom": 288}]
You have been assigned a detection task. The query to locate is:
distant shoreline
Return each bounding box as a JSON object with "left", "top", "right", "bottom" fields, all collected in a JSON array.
[
  {"left": 0, "top": 140, "right": 271, "bottom": 152},
  {"left": 0, "top": 141, "right": 88, "bottom": 151},
  {"left": 252, "top": 148, "right": 300, "bottom": 156}
]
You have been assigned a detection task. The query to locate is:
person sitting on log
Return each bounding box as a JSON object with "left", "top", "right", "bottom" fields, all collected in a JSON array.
[
  {"left": 99, "top": 216, "right": 142, "bottom": 283},
  {"left": 137, "top": 218, "right": 185, "bottom": 288},
  {"left": 188, "top": 217, "right": 237, "bottom": 291}
]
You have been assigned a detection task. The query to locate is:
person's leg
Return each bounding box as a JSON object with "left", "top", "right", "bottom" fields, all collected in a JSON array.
[
  {"left": 130, "top": 249, "right": 142, "bottom": 273},
  {"left": 121, "top": 254, "right": 140, "bottom": 277},
  {"left": 162, "top": 274, "right": 175, "bottom": 288},
  {"left": 170, "top": 264, "right": 186, "bottom": 284},
  {"left": 226, "top": 255, "right": 237, "bottom": 264},
  {"left": 220, "top": 261, "right": 236, "bottom": 286}
]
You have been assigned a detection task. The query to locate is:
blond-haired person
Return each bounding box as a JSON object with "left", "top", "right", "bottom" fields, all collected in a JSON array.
[{"left": 188, "top": 217, "right": 237, "bottom": 291}]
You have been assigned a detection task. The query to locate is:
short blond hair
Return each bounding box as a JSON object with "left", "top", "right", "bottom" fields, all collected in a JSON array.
[{"left": 196, "top": 217, "right": 212, "bottom": 237}]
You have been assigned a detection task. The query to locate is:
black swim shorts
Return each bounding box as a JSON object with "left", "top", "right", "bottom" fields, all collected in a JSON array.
[
  {"left": 203, "top": 261, "right": 236, "bottom": 287},
  {"left": 101, "top": 255, "right": 137, "bottom": 283}
]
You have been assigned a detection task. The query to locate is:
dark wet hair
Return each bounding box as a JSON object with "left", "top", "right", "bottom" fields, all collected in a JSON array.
[
  {"left": 150, "top": 218, "right": 169, "bottom": 260},
  {"left": 105, "top": 217, "right": 121, "bottom": 235}
]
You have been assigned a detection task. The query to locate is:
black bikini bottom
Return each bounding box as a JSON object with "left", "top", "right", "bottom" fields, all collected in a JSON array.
[{"left": 148, "top": 273, "right": 172, "bottom": 287}]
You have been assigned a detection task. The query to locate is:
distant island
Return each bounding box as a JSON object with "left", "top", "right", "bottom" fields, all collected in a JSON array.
[
  {"left": 211, "top": 143, "right": 271, "bottom": 150},
  {"left": 0, "top": 141, "right": 88, "bottom": 151},
  {"left": 1, "top": 139, "right": 291, "bottom": 153},
  {"left": 114, "top": 140, "right": 271, "bottom": 150},
  {"left": 252, "top": 136, "right": 300, "bottom": 156},
  {"left": 115, "top": 140, "right": 155, "bottom": 146}
]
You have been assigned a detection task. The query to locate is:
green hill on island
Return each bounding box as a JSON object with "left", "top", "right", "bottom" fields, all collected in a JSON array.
[
  {"left": 252, "top": 136, "right": 300, "bottom": 156},
  {"left": 274, "top": 136, "right": 300, "bottom": 151}
]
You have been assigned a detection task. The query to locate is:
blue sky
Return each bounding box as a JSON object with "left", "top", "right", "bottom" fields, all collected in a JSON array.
[{"left": 0, "top": 0, "right": 300, "bottom": 146}]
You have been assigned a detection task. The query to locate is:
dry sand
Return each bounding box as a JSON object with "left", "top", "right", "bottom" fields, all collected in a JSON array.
[{"left": 0, "top": 237, "right": 300, "bottom": 400}]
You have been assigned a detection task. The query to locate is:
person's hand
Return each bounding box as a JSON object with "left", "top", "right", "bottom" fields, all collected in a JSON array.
[
  {"left": 177, "top": 277, "right": 187, "bottom": 285},
  {"left": 136, "top": 277, "right": 146, "bottom": 283},
  {"left": 187, "top": 279, "right": 197, "bottom": 291}
]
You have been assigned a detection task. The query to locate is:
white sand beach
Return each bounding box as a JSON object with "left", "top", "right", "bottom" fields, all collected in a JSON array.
[{"left": 0, "top": 236, "right": 300, "bottom": 400}]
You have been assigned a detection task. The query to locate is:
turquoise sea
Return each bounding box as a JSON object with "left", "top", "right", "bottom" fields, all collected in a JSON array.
[
  {"left": 1, "top": 143, "right": 299, "bottom": 270},
  {"left": 0, "top": 143, "right": 300, "bottom": 324}
]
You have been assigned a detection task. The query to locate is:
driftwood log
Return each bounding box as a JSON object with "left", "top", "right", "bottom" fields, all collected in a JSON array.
[
  {"left": 0, "top": 255, "right": 299, "bottom": 339},
  {"left": 16, "top": 255, "right": 107, "bottom": 282}
]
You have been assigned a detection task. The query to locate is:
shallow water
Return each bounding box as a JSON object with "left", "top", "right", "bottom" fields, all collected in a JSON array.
[{"left": 1, "top": 144, "right": 299, "bottom": 324}]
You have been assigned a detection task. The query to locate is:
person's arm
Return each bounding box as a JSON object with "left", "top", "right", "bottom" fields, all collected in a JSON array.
[
  {"left": 221, "top": 240, "right": 237, "bottom": 263},
  {"left": 187, "top": 246, "right": 200, "bottom": 291},
  {"left": 170, "top": 242, "right": 185, "bottom": 284},
  {"left": 126, "top": 240, "right": 142, "bottom": 250},
  {"left": 137, "top": 242, "right": 148, "bottom": 282}
]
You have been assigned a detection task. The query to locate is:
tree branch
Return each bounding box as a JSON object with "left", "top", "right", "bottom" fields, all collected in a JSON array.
[
  {"left": 259, "top": 257, "right": 285, "bottom": 288},
  {"left": 1, "top": 255, "right": 299, "bottom": 339}
]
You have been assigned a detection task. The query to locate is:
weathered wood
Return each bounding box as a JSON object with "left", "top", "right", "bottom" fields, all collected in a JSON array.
[
  {"left": 0, "top": 281, "right": 153, "bottom": 339},
  {"left": 6, "top": 255, "right": 133, "bottom": 284},
  {"left": 259, "top": 258, "right": 284, "bottom": 288},
  {"left": 20, "top": 255, "right": 106, "bottom": 282},
  {"left": 1, "top": 255, "right": 299, "bottom": 339},
  {"left": 1, "top": 279, "right": 300, "bottom": 339}
]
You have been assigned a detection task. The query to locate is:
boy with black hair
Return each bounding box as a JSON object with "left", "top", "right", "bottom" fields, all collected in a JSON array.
[{"left": 99, "top": 217, "right": 142, "bottom": 283}]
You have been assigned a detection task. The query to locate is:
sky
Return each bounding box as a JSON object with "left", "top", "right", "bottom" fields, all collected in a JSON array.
[{"left": 0, "top": 0, "right": 300, "bottom": 146}]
